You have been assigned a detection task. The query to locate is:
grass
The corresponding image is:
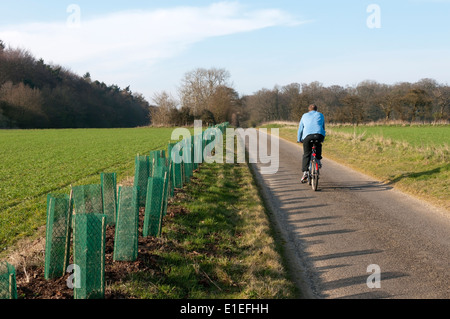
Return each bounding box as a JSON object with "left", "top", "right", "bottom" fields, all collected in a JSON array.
[
  {"left": 261, "top": 123, "right": 449, "bottom": 211},
  {"left": 327, "top": 124, "right": 450, "bottom": 148},
  {"left": 2, "top": 127, "right": 297, "bottom": 299},
  {"left": 0, "top": 127, "right": 177, "bottom": 252},
  {"left": 110, "top": 156, "right": 298, "bottom": 299}
]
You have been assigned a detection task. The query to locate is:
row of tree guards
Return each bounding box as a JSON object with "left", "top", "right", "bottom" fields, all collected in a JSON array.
[{"left": 0, "top": 123, "right": 229, "bottom": 299}]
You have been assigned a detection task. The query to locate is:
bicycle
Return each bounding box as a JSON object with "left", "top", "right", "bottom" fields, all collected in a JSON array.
[{"left": 307, "top": 139, "right": 321, "bottom": 191}]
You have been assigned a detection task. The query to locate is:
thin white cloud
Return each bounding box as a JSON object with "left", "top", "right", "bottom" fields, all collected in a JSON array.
[{"left": 0, "top": 2, "right": 303, "bottom": 82}]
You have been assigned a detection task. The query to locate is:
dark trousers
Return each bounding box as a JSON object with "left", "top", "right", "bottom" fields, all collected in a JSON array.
[{"left": 302, "top": 134, "right": 325, "bottom": 172}]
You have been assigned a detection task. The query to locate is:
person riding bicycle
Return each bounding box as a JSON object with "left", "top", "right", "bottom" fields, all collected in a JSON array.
[{"left": 297, "top": 104, "right": 326, "bottom": 183}]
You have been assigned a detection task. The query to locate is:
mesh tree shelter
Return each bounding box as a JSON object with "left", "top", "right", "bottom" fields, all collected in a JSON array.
[
  {"left": 150, "top": 150, "right": 166, "bottom": 178},
  {"left": 193, "top": 134, "right": 203, "bottom": 168},
  {"left": 0, "top": 261, "right": 17, "bottom": 299},
  {"left": 191, "top": 135, "right": 197, "bottom": 170},
  {"left": 168, "top": 142, "right": 177, "bottom": 195},
  {"left": 113, "top": 186, "right": 139, "bottom": 262},
  {"left": 71, "top": 184, "right": 107, "bottom": 299},
  {"left": 134, "top": 155, "right": 149, "bottom": 207},
  {"left": 149, "top": 151, "right": 159, "bottom": 177},
  {"left": 170, "top": 142, "right": 184, "bottom": 189},
  {"left": 72, "top": 184, "right": 103, "bottom": 215},
  {"left": 101, "top": 173, "right": 117, "bottom": 226},
  {"left": 44, "top": 193, "right": 72, "bottom": 280},
  {"left": 73, "top": 214, "right": 107, "bottom": 299},
  {"left": 153, "top": 165, "right": 170, "bottom": 218},
  {"left": 168, "top": 142, "right": 176, "bottom": 163},
  {"left": 143, "top": 176, "right": 166, "bottom": 237},
  {"left": 168, "top": 159, "right": 174, "bottom": 198},
  {"left": 183, "top": 138, "right": 193, "bottom": 183}
]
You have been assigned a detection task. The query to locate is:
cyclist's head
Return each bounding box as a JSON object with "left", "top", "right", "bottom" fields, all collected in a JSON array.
[{"left": 309, "top": 104, "right": 318, "bottom": 112}]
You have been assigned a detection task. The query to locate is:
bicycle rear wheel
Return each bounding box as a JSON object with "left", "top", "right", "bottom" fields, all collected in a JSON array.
[
  {"left": 311, "top": 160, "right": 319, "bottom": 191},
  {"left": 308, "top": 163, "right": 312, "bottom": 186}
]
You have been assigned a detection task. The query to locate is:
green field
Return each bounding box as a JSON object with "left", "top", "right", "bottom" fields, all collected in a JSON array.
[
  {"left": 0, "top": 128, "right": 176, "bottom": 252},
  {"left": 264, "top": 123, "right": 449, "bottom": 211},
  {"left": 328, "top": 124, "right": 450, "bottom": 147}
]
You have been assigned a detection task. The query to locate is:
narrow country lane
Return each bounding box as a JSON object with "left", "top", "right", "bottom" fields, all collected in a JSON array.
[{"left": 247, "top": 130, "right": 450, "bottom": 299}]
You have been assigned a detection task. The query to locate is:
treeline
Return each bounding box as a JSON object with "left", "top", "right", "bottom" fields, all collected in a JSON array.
[
  {"left": 151, "top": 67, "right": 449, "bottom": 128},
  {"left": 244, "top": 80, "right": 450, "bottom": 126},
  {"left": 0, "top": 41, "right": 149, "bottom": 129}
]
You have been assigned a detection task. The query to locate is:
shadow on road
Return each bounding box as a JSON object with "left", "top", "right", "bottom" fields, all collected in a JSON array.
[
  {"left": 311, "top": 249, "right": 383, "bottom": 262},
  {"left": 319, "top": 180, "right": 393, "bottom": 193},
  {"left": 322, "top": 272, "right": 409, "bottom": 298}
]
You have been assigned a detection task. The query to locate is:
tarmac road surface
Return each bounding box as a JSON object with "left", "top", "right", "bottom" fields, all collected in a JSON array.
[{"left": 246, "top": 129, "right": 450, "bottom": 299}]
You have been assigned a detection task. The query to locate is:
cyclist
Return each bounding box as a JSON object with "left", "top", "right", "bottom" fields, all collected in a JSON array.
[{"left": 297, "top": 104, "right": 326, "bottom": 183}]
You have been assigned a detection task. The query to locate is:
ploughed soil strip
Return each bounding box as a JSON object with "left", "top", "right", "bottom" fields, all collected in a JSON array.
[{"left": 15, "top": 192, "right": 187, "bottom": 300}]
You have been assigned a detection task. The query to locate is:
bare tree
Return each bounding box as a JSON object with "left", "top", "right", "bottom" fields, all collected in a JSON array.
[
  {"left": 321, "top": 85, "right": 346, "bottom": 123},
  {"left": 433, "top": 85, "right": 450, "bottom": 121},
  {"left": 341, "top": 94, "right": 364, "bottom": 124},
  {"left": 245, "top": 88, "right": 279, "bottom": 125},
  {"left": 150, "top": 91, "right": 178, "bottom": 126},
  {"left": 209, "top": 85, "right": 239, "bottom": 124},
  {"left": 401, "top": 88, "right": 433, "bottom": 122},
  {"left": 0, "top": 81, "right": 46, "bottom": 127},
  {"left": 377, "top": 88, "right": 397, "bottom": 122},
  {"left": 279, "top": 83, "right": 300, "bottom": 121},
  {"left": 178, "top": 67, "right": 231, "bottom": 117}
]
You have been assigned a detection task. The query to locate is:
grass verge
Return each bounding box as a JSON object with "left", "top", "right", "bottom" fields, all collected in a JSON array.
[{"left": 110, "top": 160, "right": 298, "bottom": 299}]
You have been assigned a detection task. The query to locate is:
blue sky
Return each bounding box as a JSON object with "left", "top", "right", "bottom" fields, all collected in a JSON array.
[{"left": 0, "top": 0, "right": 449, "bottom": 101}]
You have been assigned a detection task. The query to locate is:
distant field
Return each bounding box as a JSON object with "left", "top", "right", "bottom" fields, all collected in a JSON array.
[
  {"left": 262, "top": 123, "right": 449, "bottom": 211},
  {"left": 328, "top": 124, "right": 450, "bottom": 147},
  {"left": 0, "top": 128, "right": 176, "bottom": 252}
]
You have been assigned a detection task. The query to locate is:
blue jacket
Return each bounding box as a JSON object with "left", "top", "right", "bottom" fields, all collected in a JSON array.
[{"left": 297, "top": 111, "right": 326, "bottom": 142}]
